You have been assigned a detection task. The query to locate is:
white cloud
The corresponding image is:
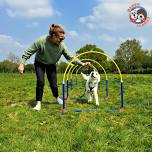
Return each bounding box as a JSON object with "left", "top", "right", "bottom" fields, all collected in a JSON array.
[
  {"left": 0, "top": 34, "right": 24, "bottom": 48},
  {"left": 118, "top": 36, "right": 147, "bottom": 44},
  {"left": 67, "top": 30, "right": 79, "bottom": 37},
  {"left": 79, "top": 0, "right": 152, "bottom": 30},
  {"left": 26, "top": 21, "right": 39, "bottom": 28},
  {"left": 0, "top": 34, "right": 26, "bottom": 60},
  {"left": 118, "top": 36, "right": 149, "bottom": 50},
  {"left": 118, "top": 36, "right": 132, "bottom": 43},
  {"left": 99, "top": 34, "right": 116, "bottom": 42},
  {"left": 0, "top": 0, "right": 57, "bottom": 18},
  {"left": 138, "top": 37, "right": 147, "bottom": 45}
]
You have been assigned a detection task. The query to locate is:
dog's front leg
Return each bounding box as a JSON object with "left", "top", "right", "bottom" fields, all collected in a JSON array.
[
  {"left": 87, "top": 92, "right": 92, "bottom": 103},
  {"left": 94, "top": 91, "right": 99, "bottom": 106}
]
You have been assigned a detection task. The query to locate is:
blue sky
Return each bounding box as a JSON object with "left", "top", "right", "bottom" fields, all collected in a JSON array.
[{"left": 0, "top": 0, "right": 152, "bottom": 63}]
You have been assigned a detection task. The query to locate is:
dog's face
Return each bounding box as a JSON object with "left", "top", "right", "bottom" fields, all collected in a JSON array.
[
  {"left": 130, "top": 9, "right": 138, "bottom": 22},
  {"left": 130, "top": 10, "right": 138, "bottom": 19},
  {"left": 137, "top": 13, "right": 145, "bottom": 22},
  {"left": 89, "top": 71, "right": 100, "bottom": 82}
]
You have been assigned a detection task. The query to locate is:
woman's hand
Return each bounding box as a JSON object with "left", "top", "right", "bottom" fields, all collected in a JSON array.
[
  {"left": 83, "top": 62, "right": 91, "bottom": 66},
  {"left": 18, "top": 63, "right": 24, "bottom": 74}
]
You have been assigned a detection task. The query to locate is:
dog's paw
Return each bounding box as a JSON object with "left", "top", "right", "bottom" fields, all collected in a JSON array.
[
  {"left": 96, "top": 103, "right": 99, "bottom": 106},
  {"left": 88, "top": 98, "right": 92, "bottom": 102}
]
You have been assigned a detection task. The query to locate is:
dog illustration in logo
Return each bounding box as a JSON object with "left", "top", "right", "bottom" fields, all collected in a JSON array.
[
  {"left": 130, "top": 7, "right": 147, "bottom": 24},
  {"left": 130, "top": 9, "right": 138, "bottom": 22},
  {"left": 136, "top": 9, "right": 147, "bottom": 23}
]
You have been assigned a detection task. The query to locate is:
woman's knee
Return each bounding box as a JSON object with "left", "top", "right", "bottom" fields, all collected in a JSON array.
[
  {"left": 50, "top": 84, "right": 58, "bottom": 90},
  {"left": 37, "top": 80, "right": 44, "bottom": 87}
]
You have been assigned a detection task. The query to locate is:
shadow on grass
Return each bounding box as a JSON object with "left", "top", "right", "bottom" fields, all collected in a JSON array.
[
  {"left": 27, "top": 99, "right": 36, "bottom": 107},
  {"left": 76, "top": 97, "right": 90, "bottom": 104},
  {"left": 5, "top": 99, "right": 36, "bottom": 107},
  {"left": 28, "top": 100, "right": 58, "bottom": 107}
]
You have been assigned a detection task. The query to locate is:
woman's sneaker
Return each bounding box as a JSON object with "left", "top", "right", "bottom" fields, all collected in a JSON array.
[
  {"left": 57, "top": 97, "right": 63, "bottom": 105},
  {"left": 33, "top": 101, "right": 41, "bottom": 111}
]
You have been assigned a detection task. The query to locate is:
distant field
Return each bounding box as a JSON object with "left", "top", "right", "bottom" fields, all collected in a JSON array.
[{"left": 0, "top": 73, "right": 152, "bottom": 152}]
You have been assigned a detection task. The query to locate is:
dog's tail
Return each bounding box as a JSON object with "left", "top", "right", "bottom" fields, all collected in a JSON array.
[{"left": 81, "top": 72, "right": 89, "bottom": 80}]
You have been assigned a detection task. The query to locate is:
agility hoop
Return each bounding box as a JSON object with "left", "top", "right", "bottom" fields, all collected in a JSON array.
[{"left": 61, "top": 50, "right": 124, "bottom": 114}]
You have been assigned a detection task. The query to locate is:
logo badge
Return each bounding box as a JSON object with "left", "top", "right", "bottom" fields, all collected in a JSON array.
[{"left": 128, "top": 3, "right": 150, "bottom": 27}]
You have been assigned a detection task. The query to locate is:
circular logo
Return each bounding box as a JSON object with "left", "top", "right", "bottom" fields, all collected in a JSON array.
[{"left": 129, "top": 6, "right": 147, "bottom": 24}]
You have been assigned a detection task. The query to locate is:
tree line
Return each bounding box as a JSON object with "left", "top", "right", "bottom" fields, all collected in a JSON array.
[{"left": 0, "top": 39, "right": 152, "bottom": 74}]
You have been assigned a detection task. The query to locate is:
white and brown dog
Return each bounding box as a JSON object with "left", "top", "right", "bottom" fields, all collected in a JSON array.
[{"left": 81, "top": 71, "right": 100, "bottom": 106}]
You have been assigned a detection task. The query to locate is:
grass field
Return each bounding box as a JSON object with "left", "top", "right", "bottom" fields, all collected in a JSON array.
[{"left": 0, "top": 73, "right": 152, "bottom": 152}]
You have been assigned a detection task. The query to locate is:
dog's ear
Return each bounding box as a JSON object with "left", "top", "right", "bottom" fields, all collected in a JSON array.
[
  {"left": 81, "top": 72, "right": 84, "bottom": 76},
  {"left": 81, "top": 72, "right": 89, "bottom": 80},
  {"left": 97, "top": 73, "right": 100, "bottom": 82}
]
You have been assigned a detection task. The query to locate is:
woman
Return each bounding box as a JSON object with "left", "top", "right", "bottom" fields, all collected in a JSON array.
[{"left": 18, "top": 24, "right": 90, "bottom": 111}]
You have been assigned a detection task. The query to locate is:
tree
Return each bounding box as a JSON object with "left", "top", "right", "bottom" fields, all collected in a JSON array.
[
  {"left": 0, "top": 60, "right": 18, "bottom": 73},
  {"left": 7, "top": 52, "right": 20, "bottom": 64},
  {"left": 114, "top": 39, "right": 143, "bottom": 73},
  {"left": 25, "top": 64, "right": 35, "bottom": 73},
  {"left": 57, "top": 61, "right": 68, "bottom": 73},
  {"left": 141, "top": 50, "right": 152, "bottom": 69},
  {"left": 76, "top": 44, "right": 109, "bottom": 73}
]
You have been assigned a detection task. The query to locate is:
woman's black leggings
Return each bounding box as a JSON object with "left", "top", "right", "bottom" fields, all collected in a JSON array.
[{"left": 34, "top": 60, "right": 58, "bottom": 101}]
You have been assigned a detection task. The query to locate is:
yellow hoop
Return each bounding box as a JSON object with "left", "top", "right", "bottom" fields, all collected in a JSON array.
[
  {"left": 69, "top": 59, "right": 108, "bottom": 80},
  {"left": 75, "top": 64, "right": 97, "bottom": 78},
  {"left": 66, "top": 61, "right": 97, "bottom": 80},
  {"left": 63, "top": 50, "right": 122, "bottom": 83}
]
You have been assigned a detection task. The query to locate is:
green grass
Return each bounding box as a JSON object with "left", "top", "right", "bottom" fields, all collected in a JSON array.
[{"left": 0, "top": 73, "right": 152, "bottom": 152}]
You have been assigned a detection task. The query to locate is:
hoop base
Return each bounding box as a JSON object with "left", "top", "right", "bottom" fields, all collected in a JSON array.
[{"left": 119, "top": 107, "right": 124, "bottom": 112}]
